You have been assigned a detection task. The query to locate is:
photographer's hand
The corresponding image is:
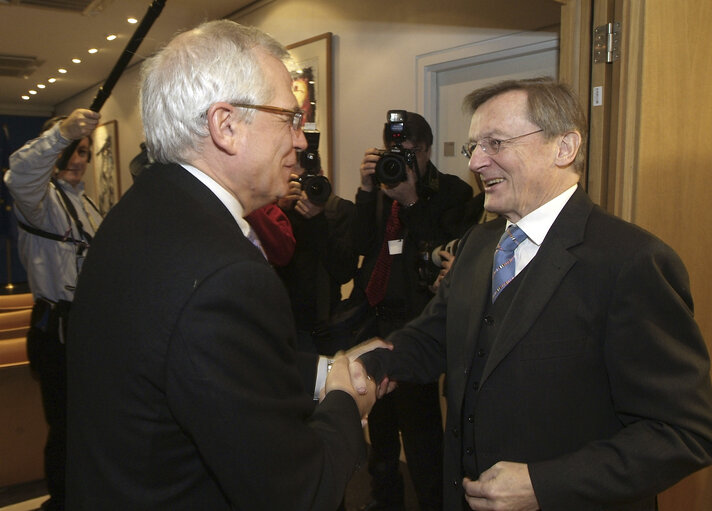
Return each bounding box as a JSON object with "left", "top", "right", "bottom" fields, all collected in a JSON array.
[
  {"left": 277, "top": 175, "right": 303, "bottom": 209},
  {"left": 359, "top": 148, "right": 382, "bottom": 192},
  {"left": 382, "top": 166, "right": 418, "bottom": 207},
  {"left": 295, "top": 191, "right": 324, "bottom": 219},
  {"left": 429, "top": 250, "right": 455, "bottom": 294}
]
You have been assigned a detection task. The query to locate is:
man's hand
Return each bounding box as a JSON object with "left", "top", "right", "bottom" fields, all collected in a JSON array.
[
  {"left": 59, "top": 109, "right": 101, "bottom": 140},
  {"left": 294, "top": 191, "right": 324, "bottom": 218},
  {"left": 381, "top": 166, "right": 418, "bottom": 207},
  {"left": 346, "top": 338, "right": 397, "bottom": 398},
  {"left": 359, "top": 148, "right": 382, "bottom": 192},
  {"left": 324, "top": 355, "right": 377, "bottom": 421},
  {"left": 429, "top": 250, "right": 455, "bottom": 294},
  {"left": 463, "top": 462, "right": 539, "bottom": 511}
]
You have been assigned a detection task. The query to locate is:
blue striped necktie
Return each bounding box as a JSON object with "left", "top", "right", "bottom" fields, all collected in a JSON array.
[{"left": 492, "top": 224, "right": 527, "bottom": 302}]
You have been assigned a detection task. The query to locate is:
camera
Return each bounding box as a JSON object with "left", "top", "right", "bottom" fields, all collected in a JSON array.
[
  {"left": 374, "top": 110, "right": 417, "bottom": 186},
  {"left": 416, "top": 238, "right": 460, "bottom": 288},
  {"left": 430, "top": 238, "right": 460, "bottom": 267},
  {"left": 295, "top": 130, "right": 331, "bottom": 205}
]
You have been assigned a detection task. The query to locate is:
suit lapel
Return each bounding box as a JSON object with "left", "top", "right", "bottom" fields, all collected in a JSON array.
[{"left": 479, "top": 187, "right": 594, "bottom": 386}]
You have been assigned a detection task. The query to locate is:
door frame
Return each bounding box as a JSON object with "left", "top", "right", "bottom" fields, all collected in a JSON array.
[{"left": 416, "top": 31, "right": 560, "bottom": 154}]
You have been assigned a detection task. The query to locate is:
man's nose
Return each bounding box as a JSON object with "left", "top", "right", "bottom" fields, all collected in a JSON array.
[
  {"left": 293, "top": 129, "right": 307, "bottom": 151},
  {"left": 468, "top": 145, "right": 489, "bottom": 173}
]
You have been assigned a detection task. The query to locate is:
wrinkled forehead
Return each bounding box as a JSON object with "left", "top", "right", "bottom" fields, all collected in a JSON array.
[{"left": 468, "top": 90, "right": 530, "bottom": 139}]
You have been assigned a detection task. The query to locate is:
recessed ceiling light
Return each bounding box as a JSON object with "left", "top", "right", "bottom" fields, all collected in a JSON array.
[
  {"left": 22, "top": 95, "right": 30, "bottom": 100},
  {"left": 48, "top": 78, "right": 57, "bottom": 83},
  {"left": 58, "top": 68, "right": 67, "bottom": 73},
  {"left": 127, "top": 17, "right": 138, "bottom": 24},
  {"left": 88, "top": 48, "right": 98, "bottom": 54},
  {"left": 106, "top": 34, "right": 117, "bottom": 41},
  {"left": 37, "top": 84, "right": 46, "bottom": 89},
  {"left": 72, "top": 58, "right": 82, "bottom": 64},
  {"left": 29, "top": 90, "right": 37, "bottom": 95}
]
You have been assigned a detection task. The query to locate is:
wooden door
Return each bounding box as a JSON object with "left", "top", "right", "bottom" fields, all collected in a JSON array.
[{"left": 558, "top": 0, "right": 712, "bottom": 509}]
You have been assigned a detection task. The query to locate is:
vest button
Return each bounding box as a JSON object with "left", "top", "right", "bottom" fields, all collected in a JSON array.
[
  {"left": 451, "top": 427, "right": 459, "bottom": 438},
  {"left": 465, "top": 447, "right": 474, "bottom": 455},
  {"left": 467, "top": 414, "right": 474, "bottom": 423},
  {"left": 476, "top": 349, "right": 485, "bottom": 357},
  {"left": 483, "top": 315, "right": 494, "bottom": 326},
  {"left": 472, "top": 381, "right": 479, "bottom": 390}
]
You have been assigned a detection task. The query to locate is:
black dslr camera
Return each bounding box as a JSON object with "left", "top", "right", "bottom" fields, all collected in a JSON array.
[
  {"left": 295, "top": 130, "right": 331, "bottom": 205},
  {"left": 374, "top": 110, "right": 417, "bottom": 186}
]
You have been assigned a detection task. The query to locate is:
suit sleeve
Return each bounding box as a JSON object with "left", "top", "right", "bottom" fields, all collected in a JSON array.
[
  {"left": 529, "top": 240, "right": 712, "bottom": 510},
  {"left": 164, "top": 257, "right": 366, "bottom": 510}
]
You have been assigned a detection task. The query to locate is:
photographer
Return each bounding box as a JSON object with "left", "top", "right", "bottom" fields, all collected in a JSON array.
[
  {"left": 353, "top": 111, "right": 472, "bottom": 511},
  {"left": 277, "top": 131, "right": 359, "bottom": 355},
  {"left": 429, "top": 174, "right": 498, "bottom": 293},
  {"left": 4, "top": 108, "right": 102, "bottom": 511}
]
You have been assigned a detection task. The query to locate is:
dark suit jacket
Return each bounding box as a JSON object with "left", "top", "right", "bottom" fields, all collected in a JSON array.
[
  {"left": 66, "top": 163, "right": 366, "bottom": 510},
  {"left": 362, "top": 186, "right": 712, "bottom": 510}
]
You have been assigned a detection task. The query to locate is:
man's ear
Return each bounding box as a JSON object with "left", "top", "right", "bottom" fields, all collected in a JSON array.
[
  {"left": 555, "top": 131, "right": 581, "bottom": 168},
  {"left": 206, "top": 102, "right": 241, "bottom": 155}
]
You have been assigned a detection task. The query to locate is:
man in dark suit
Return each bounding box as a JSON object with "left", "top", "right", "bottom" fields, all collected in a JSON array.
[
  {"left": 360, "top": 78, "right": 712, "bottom": 510},
  {"left": 66, "top": 20, "right": 381, "bottom": 510}
]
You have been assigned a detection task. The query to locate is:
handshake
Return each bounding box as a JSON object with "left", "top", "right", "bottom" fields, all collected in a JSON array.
[{"left": 321, "top": 339, "right": 396, "bottom": 425}]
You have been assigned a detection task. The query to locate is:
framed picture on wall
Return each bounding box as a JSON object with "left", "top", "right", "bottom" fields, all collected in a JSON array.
[
  {"left": 286, "top": 32, "right": 333, "bottom": 182},
  {"left": 93, "top": 120, "right": 121, "bottom": 215}
]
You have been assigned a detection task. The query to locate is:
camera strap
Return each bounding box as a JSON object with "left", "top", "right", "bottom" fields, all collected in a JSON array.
[
  {"left": 51, "top": 176, "right": 95, "bottom": 245},
  {"left": 16, "top": 178, "right": 96, "bottom": 251}
]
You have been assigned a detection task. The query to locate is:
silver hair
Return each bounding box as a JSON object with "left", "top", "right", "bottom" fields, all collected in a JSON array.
[{"left": 140, "top": 20, "right": 290, "bottom": 164}]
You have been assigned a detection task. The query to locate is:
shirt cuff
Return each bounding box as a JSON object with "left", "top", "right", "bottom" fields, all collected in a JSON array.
[{"left": 314, "top": 355, "right": 329, "bottom": 400}]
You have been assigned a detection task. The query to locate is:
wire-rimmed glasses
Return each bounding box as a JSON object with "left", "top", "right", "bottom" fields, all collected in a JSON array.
[
  {"left": 231, "top": 102, "right": 304, "bottom": 131},
  {"left": 461, "top": 129, "right": 543, "bottom": 159}
]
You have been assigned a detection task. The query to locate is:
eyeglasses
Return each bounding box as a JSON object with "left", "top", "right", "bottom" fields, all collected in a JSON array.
[
  {"left": 461, "top": 129, "right": 543, "bottom": 158},
  {"left": 231, "top": 103, "right": 304, "bottom": 131}
]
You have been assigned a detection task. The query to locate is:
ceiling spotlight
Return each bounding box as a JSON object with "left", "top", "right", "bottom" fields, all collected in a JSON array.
[
  {"left": 22, "top": 95, "right": 30, "bottom": 100},
  {"left": 29, "top": 90, "right": 37, "bottom": 95},
  {"left": 88, "top": 48, "right": 98, "bottom": 54},
  {"left": 37, "top": 84, "right": 46, "bottom": 89},
  {"left": 127, "top": 17, "right": 138, "bottom": 24},
  {"left": 48, "top": 78, "right": 57, "bottom": 83},
  {"left": 58, "top": 68, "right": 67, "bottom": 73},
  {"left": 106, "top": 34, "right": 117, "bottom": 41},
  {"left": 72, "top": 58, "right": 82, "bottom": 64}
]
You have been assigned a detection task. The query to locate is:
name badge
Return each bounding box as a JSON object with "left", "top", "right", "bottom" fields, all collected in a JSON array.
[{"left": 388, "top": 239, "right": 404, "bottom": 255}]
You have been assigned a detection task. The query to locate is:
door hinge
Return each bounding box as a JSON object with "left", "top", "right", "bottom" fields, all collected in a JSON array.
[{"left": 593, "top": 22, "right": 621, "bottom": 63}]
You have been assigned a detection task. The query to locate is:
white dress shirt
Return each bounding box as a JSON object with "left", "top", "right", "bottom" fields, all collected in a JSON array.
[{"left": 508, "top": 184, "right": 577, "bottom": 276}]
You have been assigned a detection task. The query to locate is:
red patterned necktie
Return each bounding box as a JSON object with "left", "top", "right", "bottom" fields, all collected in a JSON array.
[{"left": 365, "top": 201, "right": 403, "bottom": 306}]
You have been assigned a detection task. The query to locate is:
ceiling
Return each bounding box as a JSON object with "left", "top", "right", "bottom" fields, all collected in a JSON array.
[{"left": 0, "top": 0, "right": 255, "bottom": 116}]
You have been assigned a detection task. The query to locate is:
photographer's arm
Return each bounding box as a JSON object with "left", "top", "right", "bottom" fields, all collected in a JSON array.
[{"left": 354, "top": 149, "right": 382, "bottom": 255}]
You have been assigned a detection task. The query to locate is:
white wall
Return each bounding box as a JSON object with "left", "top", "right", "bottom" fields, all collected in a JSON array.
[{"left": 58, "top": 0, "right": 560, "bottom": 201}]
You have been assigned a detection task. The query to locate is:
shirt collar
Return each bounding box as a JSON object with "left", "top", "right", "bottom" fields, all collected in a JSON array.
[
  {"left": 180, "top": 163, "right": 252, "bottom": 239},
  {"left": 509, "top": 184, "right": 577, "bottom": 246},
  {"left": 55, "top": 177, "right": 86, "bottom": 196}
]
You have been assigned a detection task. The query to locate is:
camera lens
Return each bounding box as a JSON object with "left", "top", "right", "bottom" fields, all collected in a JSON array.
[
  {"left": 302, "top": 175, "right": 331, "bottom": 205},
  {"left": 374, "top": 152, "right": 407, "bottom": 185}
]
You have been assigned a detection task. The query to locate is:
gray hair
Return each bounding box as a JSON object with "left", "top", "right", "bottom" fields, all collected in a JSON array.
[
  {"left": 463, "top": 77, "right": 588, "bottom": 173},
  {"left": 140, "top": 20, "right": 289, "bottom": 164}
]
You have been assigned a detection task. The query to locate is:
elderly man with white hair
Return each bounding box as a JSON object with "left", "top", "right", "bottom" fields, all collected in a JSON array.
[{"left": 66, "top": 20, "right": 382, "bottom": 511}]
